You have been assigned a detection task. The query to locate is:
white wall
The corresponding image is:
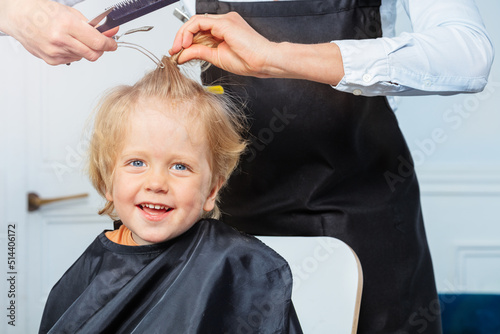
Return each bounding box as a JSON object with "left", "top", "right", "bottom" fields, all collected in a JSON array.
[{"left": 394, "top": 0, "right": 500, "bottom": 294}]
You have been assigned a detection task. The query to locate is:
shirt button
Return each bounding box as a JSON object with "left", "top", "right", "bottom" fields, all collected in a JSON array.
[
  {"left": 362, "top": 74, "right": 372, "bottom": 82},
  {"left": 353, "top": 89, "right": 362, "bottom": 96},
  {"left": 424, "top": 80, "right": 432, "bottom": 87}
]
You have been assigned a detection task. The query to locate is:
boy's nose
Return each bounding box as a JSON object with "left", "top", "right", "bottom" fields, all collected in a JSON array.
[{"left": 144, "top": 169, "right": 169, "bottom": 193}]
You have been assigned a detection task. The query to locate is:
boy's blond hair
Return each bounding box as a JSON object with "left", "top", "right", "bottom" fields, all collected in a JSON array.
[{"left": 88, "top": 55, "right": 247, "bottom": 220}]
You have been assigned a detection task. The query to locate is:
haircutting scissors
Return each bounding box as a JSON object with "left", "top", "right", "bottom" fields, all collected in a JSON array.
[{"left": 88, "top": 7, "right": 115, "bottom": 28}]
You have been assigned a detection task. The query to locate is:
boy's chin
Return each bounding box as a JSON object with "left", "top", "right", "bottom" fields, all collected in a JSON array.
[
  {"left": 132, "top": 229, "right": 187, "bottom": 245},
  {"left": 132, "top": 232, "right": 170, "bottom": 245}
]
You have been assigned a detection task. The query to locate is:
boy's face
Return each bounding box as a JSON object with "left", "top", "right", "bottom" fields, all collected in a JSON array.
[{"left": 106, "top": 103, "right": 220, "bottom": 245}]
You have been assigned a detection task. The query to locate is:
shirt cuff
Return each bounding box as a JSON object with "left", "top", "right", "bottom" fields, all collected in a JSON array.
[{"left": 331, "top": 38, "right": 402, "bottom": 96}]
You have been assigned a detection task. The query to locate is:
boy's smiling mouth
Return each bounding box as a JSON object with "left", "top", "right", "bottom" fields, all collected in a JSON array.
[{"left": 138, "top": 203, "right": 173, "bottom": 216}]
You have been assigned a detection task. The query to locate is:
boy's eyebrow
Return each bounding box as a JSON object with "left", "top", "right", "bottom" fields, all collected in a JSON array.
[{"left": 119, "top": 150, "right": 203, "bottom": 163}]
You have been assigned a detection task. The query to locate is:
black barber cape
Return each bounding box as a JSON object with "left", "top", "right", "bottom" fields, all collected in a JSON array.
[{"left": 39, "top": 219, "right": 302, "bottom": 333}]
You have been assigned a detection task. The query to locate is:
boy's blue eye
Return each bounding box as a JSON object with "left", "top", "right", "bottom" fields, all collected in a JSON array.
[
  {"left": 172, "top": 164, "right": 187, "bottom": 171},
  {"left": 130, "top": 160, "right": 145, "bottom": 167}
]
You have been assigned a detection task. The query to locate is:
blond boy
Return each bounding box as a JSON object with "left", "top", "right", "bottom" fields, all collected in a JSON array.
[{"left": 39, "top": 57, "right": 302, "bottom": 333}]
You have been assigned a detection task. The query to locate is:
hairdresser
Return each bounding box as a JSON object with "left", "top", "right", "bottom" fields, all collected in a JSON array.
[
  {"left": 0, "top": 0, "right": 117, "bottom": 65},
  {"left": 169, "top": 1, "right": 494, "bottom": 333}
]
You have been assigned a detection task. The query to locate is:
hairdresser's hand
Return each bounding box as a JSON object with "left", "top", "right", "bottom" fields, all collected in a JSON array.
[
  {"left": 169, "top": 12, "right": 344, "bottom": 85},
  {"left": 0, "top": 0, "right": 118, "bottom": 65},
  {"left": 170, "top": 12, "right": 276, "bottom": 78}
]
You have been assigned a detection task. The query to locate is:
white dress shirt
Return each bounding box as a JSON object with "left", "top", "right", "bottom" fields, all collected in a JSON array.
[
  {"left": 182, "top": 0, "right": 494, "bottom": 99},
  {"left": 3, "top": 0, "right": 494, "bottom": 99}
]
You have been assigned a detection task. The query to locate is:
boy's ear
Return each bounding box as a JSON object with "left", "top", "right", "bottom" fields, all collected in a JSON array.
[
  {"left": 105, "top": 189, "right": 113, "bottom": 202},
  {"left": 203, "top": 177, "right": 224, "bottom": 212}
]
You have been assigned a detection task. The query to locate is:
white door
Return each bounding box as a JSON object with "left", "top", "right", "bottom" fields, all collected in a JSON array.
[{"left": 0, "top": 2, "right": 182, "bottom": 332}]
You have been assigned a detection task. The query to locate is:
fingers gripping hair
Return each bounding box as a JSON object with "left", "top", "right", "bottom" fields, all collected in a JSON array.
[{"left": 170, "top": 31, "right": 221, "bottom": 68}]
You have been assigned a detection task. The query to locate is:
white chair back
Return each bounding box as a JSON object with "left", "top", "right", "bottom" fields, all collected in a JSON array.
[{"left": 257, "top": 236, "right": 363, "bottom": 334}]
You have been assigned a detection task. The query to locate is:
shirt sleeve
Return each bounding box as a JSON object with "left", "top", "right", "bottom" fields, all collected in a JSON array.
[
  {"left": 55, "top": 0, "right": 84, "bottom": 6},
  {"left": 333, "top": 0, "right": 495, "bottom": 96}
]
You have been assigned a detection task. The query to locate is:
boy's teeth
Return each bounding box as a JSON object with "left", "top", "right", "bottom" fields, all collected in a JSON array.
[{"left": 143, "top": 204, "right": 165, "bottom": 210}]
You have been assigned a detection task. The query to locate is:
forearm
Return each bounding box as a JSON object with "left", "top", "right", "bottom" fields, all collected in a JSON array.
[
  {"left": 0, "top": 0, "right": 116, "bottom": 65},
  {"left": 0, "top": 0, "right": 18, "bottom": 35},
  {"left": 0, "top": 0, "right": 55, "bottom": 36},
  {"left": 263, "top": 41, "right": 345, "bottom": 86},
  {"left": 0, "top": 0, "right": 85, "bottom": 36},
  {"left": 171, "top": 12, "right": 345, "bottom": 85}
]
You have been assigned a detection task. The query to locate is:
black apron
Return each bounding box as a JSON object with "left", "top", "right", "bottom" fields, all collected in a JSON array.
[{"left": 197, "top": 0, "right": 442, "bottom": 333}]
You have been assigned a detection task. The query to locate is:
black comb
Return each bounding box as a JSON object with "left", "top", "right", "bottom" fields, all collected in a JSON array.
[{"left": 96, "top": 0, "right": 179, "bottom": 33}]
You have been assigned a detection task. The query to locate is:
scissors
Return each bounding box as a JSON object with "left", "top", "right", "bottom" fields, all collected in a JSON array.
[{"left": 88, "top": 7, "right": 115, "bottom": 29}]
